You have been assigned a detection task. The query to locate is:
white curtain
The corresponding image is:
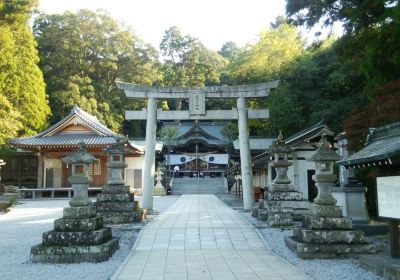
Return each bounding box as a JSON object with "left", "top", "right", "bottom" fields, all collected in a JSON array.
[
  {"left": 199, "top": 154, "right": 229, "bottom": 165},
  {"left": 167, "top": 154, "right": 229, "bottom": 165},
  {"left": 168, "top": 154, "right": 196, "bottom": 165}
]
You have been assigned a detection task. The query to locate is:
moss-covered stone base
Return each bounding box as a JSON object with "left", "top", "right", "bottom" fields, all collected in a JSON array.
[{"left": 31, "top": 237, "right": 119, "bottom": 263}]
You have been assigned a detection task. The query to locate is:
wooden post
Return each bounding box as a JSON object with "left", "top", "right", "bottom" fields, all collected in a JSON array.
[
  {"left": 389, "top": 219, "right": 400, "bottom": 258},
  {"left": 37, "top": 152, "right": 44, "bottom": 188}
]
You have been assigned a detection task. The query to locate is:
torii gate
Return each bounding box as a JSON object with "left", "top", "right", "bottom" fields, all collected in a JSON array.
[{"left": 117, "top": 81, "right": 279, "bottom": 210}]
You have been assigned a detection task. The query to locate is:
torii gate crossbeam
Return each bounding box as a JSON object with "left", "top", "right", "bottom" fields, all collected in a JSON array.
[{"left": 117, "top": 81, "right": 279, "bottom": 210}]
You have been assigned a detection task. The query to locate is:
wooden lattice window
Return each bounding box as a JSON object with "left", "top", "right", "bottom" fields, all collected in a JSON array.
[{"left": 88, "top": 162, "right": 101, "bottom": 176}]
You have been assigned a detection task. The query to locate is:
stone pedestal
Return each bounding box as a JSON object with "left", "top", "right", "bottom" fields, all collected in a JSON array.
[
  {"left": 284, "top": 214, "right": 380, "bottom": 259},
  {"left": 285, "top": 136, "right": 379, "bottom": 258},
  {"left": 96, "top": 184, "right": 144, "bottom": 224},
  {"left": 265, "top": 184, "right": 309, "bottom": 226},
  {"left": 31, "top": 205, "right": 119, "bottom": 263}
]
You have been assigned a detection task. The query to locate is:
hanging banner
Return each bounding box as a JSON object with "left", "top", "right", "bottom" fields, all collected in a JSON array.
[
  {"left": 199, "top": 154, "right": 229, "bottom": 165},
  {"left": 167, "top": 154, "right": 229, "bottom": 165},
  {"left": 168, "top": 154, "right": 196, "bottom": 165}
]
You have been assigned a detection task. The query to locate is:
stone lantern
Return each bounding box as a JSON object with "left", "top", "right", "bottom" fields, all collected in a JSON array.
[
  {"left": 259, "top": 132, "right": 307, "bottom": 226},
  {"left": 96, "top": 138, "right": 144, "bottom": 224},
  {"left": 153, "top": 167, "right": 166, "bottom": 196},
  {"left": 31, "top": 143, "right": 119, "bottom": 263},
  {"left": 270, "top": 131, "right": 294, "bottom": 191},
  {"left": 61, "top": 142, "right": 98, "bottom": 207},
  {"left": 104, "top": 138, "right": 129, "bottom": 185},
  {"left": 307, "top": 135, "right": 341, "bottom": 217},
  {"left": 285, "top": 135, "right": 379, "bottom": 258}
]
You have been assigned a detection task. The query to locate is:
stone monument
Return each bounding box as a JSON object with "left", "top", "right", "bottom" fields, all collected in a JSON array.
[
  {"left": 31, "top": 143, "right": 119, "bottom": 263},
  {"left": 285, "top": 136, "right": 379, "bottom": 258},
  {"left": 262, "top": 132, "right": 308, "bottom": 226},
  {"left": 96, "top": 139, "right": 143, "bottom": 224},
  {"left": 153, "top": 167, "right": 166, "bottom": 196}
]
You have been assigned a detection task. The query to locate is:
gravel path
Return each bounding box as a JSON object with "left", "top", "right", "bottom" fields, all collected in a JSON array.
[
  {"left": 238, "top": 211, "right": 385, "bottom": 280},
  {"left": 0, "top": 196, "right": 180, "bottom": 280}
]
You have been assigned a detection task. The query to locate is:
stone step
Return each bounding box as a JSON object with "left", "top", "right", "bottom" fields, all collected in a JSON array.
[
  {"left": 31, "top": 237, "right": 119, "bottom": 263},
  {"left": 284, "top": 236, "right": 380, "bottom": 259},
  {"left": 293, "top": 227, "right": 367, "bottom": 244},
  {"left": 63, "top": 205, "right": 97, "bottom": 219},
  {"left": 95, "top": 201, "right": 136, "bottom": 211},
  {"left": 98, "top": 211, "right": 143, "bottom": 224},
  {"left": 303, "top": 215, "right": 353, "bottom": 230},
  {"left": 267, "top": 192, "right": 304, "bottom": 201},
  {"left": 96, "top": 193, "right": 134, "bottom": 202},
  {"left": 42, "top": 228, "right": 112, "bottom": 246},
  {"left": 54, "top": 217, "right": 103, "bottom": 232},
  {"left": 100, "top": 185, "right": 131, "bottom": 194}
]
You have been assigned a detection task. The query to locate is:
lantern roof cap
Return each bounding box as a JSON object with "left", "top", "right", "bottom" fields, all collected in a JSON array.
[
  {"left": 307, "top": 135, "right": 341, "bottom": 162},
  {"left": 61, "top": 142, "right": 98, "bottom": 164}
]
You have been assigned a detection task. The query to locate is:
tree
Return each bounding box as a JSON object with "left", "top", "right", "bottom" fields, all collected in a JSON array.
[
  {"left": 268, "top": 38, "right": 366, "bottom": 136},
  {"left": 34, "top": 9, "right": 158, "bottom": 133},
  {"left": 218, "top": 41, "right": 241, "bottom": 62},
  {"left": 0, "top": 0, "right": 50, "bottom": 137},
  {"left": 159, "top": 126, "right": 180, "bottom": 177},
  {"left": 221, "top": 122, "right": 238, "bottom": 153},
  {"left": 0, "top": 26, "right": 22, "bottom": 144},
  {"left": 286, "top": 0, "right": 400, "bottom": 144},
  {"left": 226, "top": 22, "right": 305, "bottom": 84},
  {"left": 159, "top": 26, "right": 227, "bottom": 109}
]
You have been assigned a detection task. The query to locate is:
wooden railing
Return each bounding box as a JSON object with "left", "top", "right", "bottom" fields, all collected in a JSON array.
[{"left": 19, "top": 187, "right": 102, "bottom": 199}]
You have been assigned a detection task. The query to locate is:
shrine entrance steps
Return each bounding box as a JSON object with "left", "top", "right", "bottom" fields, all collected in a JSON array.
[{"left": 171, "top": 177, "right": 226, "bottom": 195}]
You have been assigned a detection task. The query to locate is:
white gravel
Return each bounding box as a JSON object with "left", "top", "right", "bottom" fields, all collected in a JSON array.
[
  {"left": 0, "top": 196, "right": 180, "bottom": 280},
  {"left": 239, "top": 211, "right": 385, "bottom": 280}
]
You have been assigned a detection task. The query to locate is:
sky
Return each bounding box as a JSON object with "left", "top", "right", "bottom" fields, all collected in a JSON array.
[{"left": 38, "top": 0, "right": 288, "bottom": 51}]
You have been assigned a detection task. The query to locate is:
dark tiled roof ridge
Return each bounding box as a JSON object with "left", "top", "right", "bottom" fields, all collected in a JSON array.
[
  {"left": 33, "top": 105, "right": 117, "bottom": 138},
  {"left": 285, "top": 121, "right": 335, "bottom": 145},
  {"left": 365, "top": 121, "right": 400, "bottom": 146}
]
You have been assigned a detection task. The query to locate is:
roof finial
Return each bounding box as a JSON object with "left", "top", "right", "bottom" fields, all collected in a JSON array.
[{"left": 71, "top": 105, "right": 80, "bottom": 113}]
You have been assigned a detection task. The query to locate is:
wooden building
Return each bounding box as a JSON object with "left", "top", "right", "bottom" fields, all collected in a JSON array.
[{"left": 10, "top": 106, "right": 144, "bottom": 190}]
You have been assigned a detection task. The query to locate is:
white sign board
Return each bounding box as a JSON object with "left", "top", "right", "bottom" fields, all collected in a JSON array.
[{"left": 377, "top": 176, "right": 400, "bottom": 219}]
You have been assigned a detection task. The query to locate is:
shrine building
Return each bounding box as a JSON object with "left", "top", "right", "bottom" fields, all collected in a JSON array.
[{"left": 9, "top": 106, "right": 144, "bottom": 190}]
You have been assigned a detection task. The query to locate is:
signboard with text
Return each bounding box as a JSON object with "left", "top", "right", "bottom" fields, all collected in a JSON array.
[{"left": 377, "top": 176, "right": 400, "bottom": 219}]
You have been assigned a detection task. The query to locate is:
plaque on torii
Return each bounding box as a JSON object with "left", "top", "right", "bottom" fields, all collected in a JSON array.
[{"left": 117, "top": 81, "right": 279, "bottom": 210}]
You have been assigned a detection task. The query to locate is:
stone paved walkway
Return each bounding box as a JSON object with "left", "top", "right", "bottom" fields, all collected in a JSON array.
[{"left": 116, "top": 195, "right": 309, "bottom": 280}]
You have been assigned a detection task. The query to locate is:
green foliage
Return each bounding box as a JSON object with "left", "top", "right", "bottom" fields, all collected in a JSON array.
[
  {"left": 159, "top": 126, "right": 179, "bottom": 145},
  {"left": 0, "top": 0, "right": 50, "bottom": 138},
  {"left": 269, "top": 38, "right": 366, "bottom": 136},
  {"left": 221, "top": 122, "right": 238, "bottom": 152},
  {"left": 159, "top": 26, "right": 227, "bottom": 87},
  {"left": 226, "top": 23, "right": 305, "bottom": 84},
  {"left": 34, "top": 9, "right": 158, "bottom": 133}
]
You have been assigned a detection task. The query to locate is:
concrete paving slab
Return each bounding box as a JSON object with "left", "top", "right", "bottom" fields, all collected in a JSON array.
[{"left": 114, "top": 194, "right": 310, "bottom": 280}]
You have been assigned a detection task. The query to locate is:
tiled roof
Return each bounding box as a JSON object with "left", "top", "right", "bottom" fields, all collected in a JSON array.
[
  {"left": 37, "top": 105, "right": 117, "bottom": 137},
  {"left": 162, "top": 121, "right": 228, "bottom": 146},
  {"left": 285, "top": 121, "right": 334, "bottom": 146},
  {"left": 10, "top": 106, "right": 142, "bottom": 154},
  {"left": 11, "top": 134, "right": 120, "bottom": 147},
  {"left": 338, "top": 122, "right": 400, "bottom": 166}
]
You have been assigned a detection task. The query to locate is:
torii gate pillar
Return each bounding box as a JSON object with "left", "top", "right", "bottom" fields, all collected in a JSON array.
[
  {"left": 237, "top": 97, "right": 254, "bottom": 209},
  {"left": 142, "top": 97, "right": 157, "bottom": 209}
]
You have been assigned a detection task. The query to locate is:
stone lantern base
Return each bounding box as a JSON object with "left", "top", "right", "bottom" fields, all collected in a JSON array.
[
  {"left": 284, "top": 211, "right": 380, "bottom": 259},
  {"left": 263, "top": 184, "right": 309, "bottom": 227},
  {"left": 31, "top": 205, "right": 119, "bottom": 263},
  {"left": 96, "top": 184, "right": 144, "bottom": 224}
]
